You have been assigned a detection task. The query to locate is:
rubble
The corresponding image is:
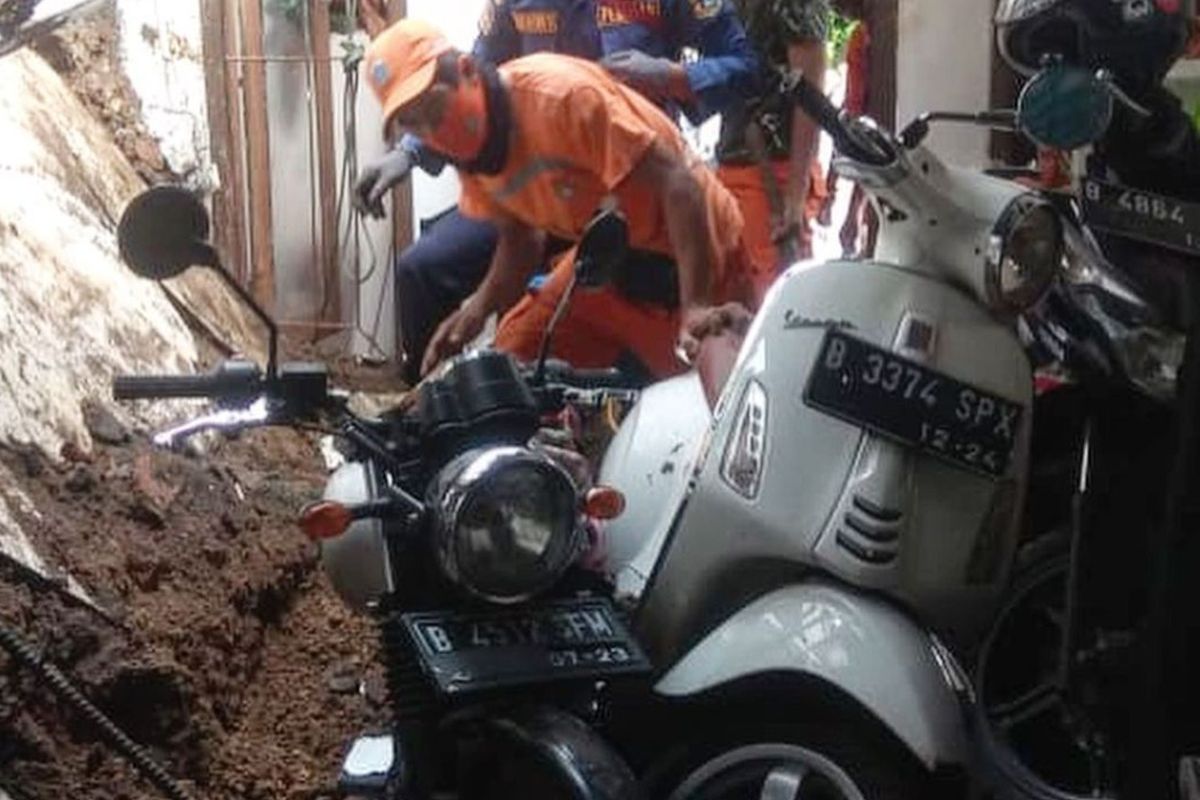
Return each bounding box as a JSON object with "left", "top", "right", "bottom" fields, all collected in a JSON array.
[{"left": 0, "top": 15, "right": 404, "bottom": 799}]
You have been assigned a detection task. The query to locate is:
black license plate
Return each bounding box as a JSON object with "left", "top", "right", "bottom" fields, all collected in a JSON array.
[
  {"left": 804, "top": 330, "right": 1023, "bottom": 478},
  {"left": 1082, "top": 178, "right": 1200, "bottom": 258},
  {"left": 402, "top": 598, "right": 651, "bottom": 695}
]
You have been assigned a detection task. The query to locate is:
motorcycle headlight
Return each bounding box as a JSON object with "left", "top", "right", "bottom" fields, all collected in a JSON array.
[
  {"left": 986, "top": 195, "right": 1062, "bottom": 314},
  {"left": 427, "top": 446, "right": 583, "bottom": 604}
]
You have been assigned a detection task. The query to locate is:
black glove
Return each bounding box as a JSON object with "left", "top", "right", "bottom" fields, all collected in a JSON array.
[
  {"left": 600, "top": 50, "right": 676, "bottom": 103},
  {"left": 353, "top": 146, "right": 415, "bottom": 219}
]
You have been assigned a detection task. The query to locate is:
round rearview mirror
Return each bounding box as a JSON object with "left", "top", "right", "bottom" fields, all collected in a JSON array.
[
  {"left": 117, "top": 186, "right": 216, "bottom": 280},
  {"left": 1017, "top": 64, "right": 1114, "bottom": 151},
  {"left": 575, "top": 209, "right": 629, "bottom": 289}
]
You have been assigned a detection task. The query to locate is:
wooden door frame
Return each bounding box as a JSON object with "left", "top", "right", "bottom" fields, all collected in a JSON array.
[{"left": 864, "top": 0, "right": 899, "bottom": 131}]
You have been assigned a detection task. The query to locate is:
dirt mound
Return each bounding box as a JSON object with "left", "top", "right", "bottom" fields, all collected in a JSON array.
[
  {"left": 0, "top": 415, "right": 392, "bottom": 799},
  {"left": 31, "top": 0, "right": 173, "bottom": 185}
]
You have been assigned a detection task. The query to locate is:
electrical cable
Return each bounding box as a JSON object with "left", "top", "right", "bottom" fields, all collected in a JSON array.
[
  {"left": 331, "top": 14, "right": 394, "bottom": 362},
  {"left": 0, "top": 623, "right": 193, "bottom": 800}
]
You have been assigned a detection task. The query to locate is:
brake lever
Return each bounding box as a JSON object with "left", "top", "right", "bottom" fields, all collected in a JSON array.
[{"left": 152, "top": 397, "right": 271, "bottom": 448}]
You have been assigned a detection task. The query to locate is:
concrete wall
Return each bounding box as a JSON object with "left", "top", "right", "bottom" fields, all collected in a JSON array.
[
  {"left": 115, "top": 0, "right": 213, "bottom": 189},
  {"left": 896, "top": 0, "right": 995, "bottom": 168},
  {"left": 260, "top": 8, "right": 325, "bottom": 333}
]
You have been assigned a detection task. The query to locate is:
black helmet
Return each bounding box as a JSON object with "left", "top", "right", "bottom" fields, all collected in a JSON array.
[{"left": 996, "top": 0, "right": 1194, "bottom": 97}]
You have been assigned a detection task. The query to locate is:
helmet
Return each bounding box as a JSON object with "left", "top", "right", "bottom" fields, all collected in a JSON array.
[{"left": 996, "top": 0, "right": 1194, "bottom": 97}]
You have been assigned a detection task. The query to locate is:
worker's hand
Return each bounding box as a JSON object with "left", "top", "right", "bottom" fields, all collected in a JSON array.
[
  {"left": 676, "top": 302, "right": 754, "bottom": 366},
  {"left": 421, "top": 294, "right": 489, "bottom": 376},
  {"left": 600, "top": 50, "right": 677, "bottom": 104},
  {"left": 353, "top": 147, "right": 414, "bottom": 219}
]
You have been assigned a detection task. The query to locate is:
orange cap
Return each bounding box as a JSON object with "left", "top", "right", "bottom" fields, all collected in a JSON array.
[{"left": 364, "top": 18, "right": 454, "bottom": 131}]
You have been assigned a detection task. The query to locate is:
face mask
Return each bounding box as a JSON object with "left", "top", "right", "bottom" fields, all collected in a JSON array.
[{"left": 425, "top": 77, "right": 489, "bottom": 162}]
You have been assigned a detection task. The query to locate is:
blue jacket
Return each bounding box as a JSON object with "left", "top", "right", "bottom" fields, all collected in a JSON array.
[
  {"left": 476, "top": 0, "right": 758, "bottom": 122},
  {"left": 474, "top": 0, "right": 603, "bottom": 63},
  {"left": 404, "top": 0, "right": 758, "bottom": 169},
  {"left": 593, "top": 0, "right": 759, "bottom": 123}
]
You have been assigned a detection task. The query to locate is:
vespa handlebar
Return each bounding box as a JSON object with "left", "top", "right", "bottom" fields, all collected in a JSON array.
[{"left": 785, "top": 72, "right": 895, "bottom": 167}]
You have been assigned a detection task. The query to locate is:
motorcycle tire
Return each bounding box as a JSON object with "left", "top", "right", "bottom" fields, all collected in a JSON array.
[
  {"left": 972, "top": 545, "right": 1120, "bottom": 800},
  {"left": 653, "top": 719, "right": 928, "bottom": 800}
]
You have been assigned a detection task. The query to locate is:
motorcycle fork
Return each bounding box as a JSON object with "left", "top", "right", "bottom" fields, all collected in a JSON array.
[{"left": 1058, "top": 418, "right": 1093, "bottom": 692}]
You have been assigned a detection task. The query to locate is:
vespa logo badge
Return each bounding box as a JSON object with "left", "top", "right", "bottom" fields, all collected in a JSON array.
[{"left": 783, "top": 309, "right": 856, "bottom": 331}]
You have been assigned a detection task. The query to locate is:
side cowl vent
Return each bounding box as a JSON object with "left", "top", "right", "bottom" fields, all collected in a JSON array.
[{"left": 836, "top": 495, "right": 904, "bottom": 565}]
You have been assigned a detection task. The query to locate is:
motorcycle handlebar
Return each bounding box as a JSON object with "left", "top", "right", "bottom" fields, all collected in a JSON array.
[
  {"left": 786, "top": 73, "right": 895, "bottom": 167},
  {"left": 114, "top": 374, "right": 235, "bottom": 400},
  {"left": 112, "top": 360, "right": 262, "bottom": 402}
]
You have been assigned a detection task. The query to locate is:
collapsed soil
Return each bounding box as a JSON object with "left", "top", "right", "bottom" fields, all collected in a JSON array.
[
  {"left": 31, "top": 0, "right": 175, "bottom": 185},
  {"left": 0, "top": 358, "right": 405, "bottom": 800}
]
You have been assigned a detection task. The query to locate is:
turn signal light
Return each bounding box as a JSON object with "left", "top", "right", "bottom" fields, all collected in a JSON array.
[
  {"left": 300, "top": 501, "right": 353, "bottom": 541},
  {"left": 584, "top": 486, "right": 626, "bottom": 520}
]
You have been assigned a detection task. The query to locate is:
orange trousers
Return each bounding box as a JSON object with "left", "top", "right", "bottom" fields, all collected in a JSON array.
[
  {"left": 494, "top": 244, "right": 752, "bottom": 379},
  {"left": 716, "top": 160, "right": 826, "bottom": 304}
]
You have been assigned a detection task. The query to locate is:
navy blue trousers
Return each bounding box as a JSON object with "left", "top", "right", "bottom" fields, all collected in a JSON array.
[{"left": 394, "top": 209, "right": 496, "bottom": 383}]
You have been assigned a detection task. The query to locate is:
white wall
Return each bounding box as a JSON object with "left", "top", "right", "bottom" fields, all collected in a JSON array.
[
  {"left": 896, "top": 0, "right": 995, "bottom": 167},
  {"left": 332, "top": 32, "right": 400, "bottom": 359}
]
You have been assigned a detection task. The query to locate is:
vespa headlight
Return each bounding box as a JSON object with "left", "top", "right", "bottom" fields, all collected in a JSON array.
[
  {"left": 428, "top": 446, "right": 583, "bottom": 604},
  {"left": 986, "top": 195, "right": 1062, "bottom": 314}
]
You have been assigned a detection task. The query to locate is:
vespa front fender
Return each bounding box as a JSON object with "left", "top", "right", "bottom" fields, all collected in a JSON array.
[{"left": 654, "top": 580, "right": 970, "bottom": 771}]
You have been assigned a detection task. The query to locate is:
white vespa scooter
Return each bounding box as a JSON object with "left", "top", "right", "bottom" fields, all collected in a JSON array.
[{"left": 601, "top": 74, "right": 1069, "bottom": 796}]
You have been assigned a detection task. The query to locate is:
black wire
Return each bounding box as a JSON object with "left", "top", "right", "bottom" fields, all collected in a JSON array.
[{"left": 333, "top": 32, "right": 391, "bottom": 361}]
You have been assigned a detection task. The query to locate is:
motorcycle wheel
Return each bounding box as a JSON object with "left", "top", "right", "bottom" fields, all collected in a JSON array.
[
  {"left": 973, "top": 550, "right": 1124, "bottom": 799},
  {"left": 660, "top": 722, "right": 923, "bottom": 800}
]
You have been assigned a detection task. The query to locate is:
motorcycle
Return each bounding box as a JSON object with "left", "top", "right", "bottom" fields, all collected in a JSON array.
[
  {"left": 595, "top": 70, "right": 1092, "bottom": 798},
  {"left": 968, "top": 69, "right": 1200, "bottom": 799},
  {"left": 599, "top": 63, "right": 1200, "bottom": 799},
  {"left": 113, "top": 188, "right": 657, "bottom": 799},
  {"left": 112, "top": 65, "right": 1158, "bottom": 798}
]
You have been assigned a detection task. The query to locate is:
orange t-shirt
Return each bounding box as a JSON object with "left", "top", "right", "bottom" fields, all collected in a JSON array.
[{"left": 459, "top": 53, "right": 744, "bottom": 284}]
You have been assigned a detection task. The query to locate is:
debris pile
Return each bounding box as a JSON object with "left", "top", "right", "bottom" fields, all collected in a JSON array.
[
  {"left": 0, "top": 20, "right": 403, "bottom": 800},
  {"left": 0, "top": 430, "right": 387, "bottom": 800}
]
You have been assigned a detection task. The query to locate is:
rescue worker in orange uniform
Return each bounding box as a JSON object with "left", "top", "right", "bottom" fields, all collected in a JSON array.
[
  {"left": 716, "top": 0, "right": 830, "bottom": 302},
  {"left": 355, "top": 0, "right": 759, "bottom": 383},
  {"left": 363, "top": 18, "right": 750, "bottom": 378}
]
